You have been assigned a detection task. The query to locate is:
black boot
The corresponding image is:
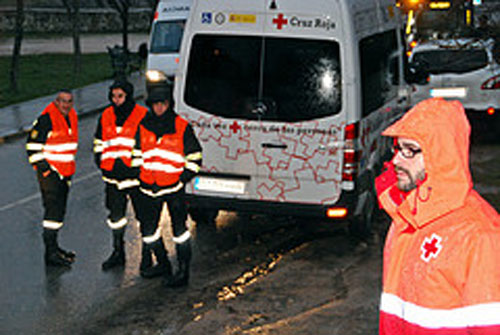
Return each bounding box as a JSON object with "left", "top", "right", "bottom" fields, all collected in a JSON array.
[
  {"left": 140, "top": 239, "right": 172, "bottom": 279},
  {"left": 57, "top": 247, "right": 76, "bottom": 261},
  {"left": 164, "top": 241, "right": 191, "bottom": 287},
  {"left": 139, "top": 242, "right": 152, "bottom": 273},
  {"left": 102, "top": 228, "right": 125, "bottom": 271},
  {"left": 43, "top": 229, "right": 72, "bottom": 267}
]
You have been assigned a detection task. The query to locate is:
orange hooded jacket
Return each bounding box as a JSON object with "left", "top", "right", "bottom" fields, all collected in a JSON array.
[{"left": 376, "top": 98, "right": 500, "bottom": 335}]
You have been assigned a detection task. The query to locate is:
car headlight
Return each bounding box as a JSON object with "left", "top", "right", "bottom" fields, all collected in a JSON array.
[{"left": 146, "top": 70, "right": 167, "bottom": 83}]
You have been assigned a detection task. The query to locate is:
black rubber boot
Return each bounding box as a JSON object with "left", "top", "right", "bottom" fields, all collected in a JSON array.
[
  {"left": 139, "top": 242, "right": 153, "bottom": 273},
  {"left": 140, "top": 239, "right": 172, "bottom": 279},
  {"left": 102, "top": 228, "right": 125, "bottom": 271},
  {"left": 164, "top": 241, "right": 191, "bottom": 288},
  {"left": 43, "top": 229, "right": 72, "bottom": 267}
]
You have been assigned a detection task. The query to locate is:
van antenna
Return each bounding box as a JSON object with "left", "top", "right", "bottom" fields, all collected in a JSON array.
[{"left": 270, "top": 0, "right": 277, "bottom": 10}]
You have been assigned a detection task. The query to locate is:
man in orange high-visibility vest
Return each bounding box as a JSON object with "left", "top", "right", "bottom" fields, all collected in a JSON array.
[
  {"left": 94, "top": 80, "right": 148, "bottom": 271},
  {"left": 134, "top": 86, "right": 202, "bottom": 286},
  {"left": 376, "top": 98, "right": 500, "bottom": 335},
  {"left": 26, "top": 89, "right": 78, "bottom": 267}
]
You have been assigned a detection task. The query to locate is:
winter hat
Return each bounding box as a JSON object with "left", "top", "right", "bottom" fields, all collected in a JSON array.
[{"left": 146, "top": 86, "right": 172, "bottom": 107}]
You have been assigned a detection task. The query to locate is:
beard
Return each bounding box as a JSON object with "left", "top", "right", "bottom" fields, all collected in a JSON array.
[{"left": 395, "top": 166, "right": 426, "bottom": 192}]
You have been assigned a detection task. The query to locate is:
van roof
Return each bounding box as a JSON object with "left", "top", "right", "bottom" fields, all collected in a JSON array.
[{"left": 187, "top": 0, "right": 399, "bottom": 40}]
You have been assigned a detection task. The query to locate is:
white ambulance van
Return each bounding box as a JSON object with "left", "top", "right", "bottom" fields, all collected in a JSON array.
[
  {"left": 145, "top": 0, "right": 191, "bottom": 92},
  {"left": 175, "top": 0, "right": 411, "bottom": 235}
]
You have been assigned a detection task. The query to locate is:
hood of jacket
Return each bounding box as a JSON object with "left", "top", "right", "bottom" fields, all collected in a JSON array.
[{"left": 379, "top": 98, "right": 473, "bottom": 230}]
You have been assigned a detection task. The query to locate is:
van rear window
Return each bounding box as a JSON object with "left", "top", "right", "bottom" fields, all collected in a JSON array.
[
  {"left": 184, "top": 35, "right": 341, "bottom": 122},
  {"left": 150, "top": 20, "right": 186, "bottom": 53}
]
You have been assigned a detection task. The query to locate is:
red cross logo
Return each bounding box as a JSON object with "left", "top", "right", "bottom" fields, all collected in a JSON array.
[
  {"left": 420, "top": 233, "right": 443, "bottom": 263},
  {"left": 272, "top": 13, "right": 288, "bottom": 30},
  {"left": 229, "top": 121, "right": 241, "bottom": 134}
]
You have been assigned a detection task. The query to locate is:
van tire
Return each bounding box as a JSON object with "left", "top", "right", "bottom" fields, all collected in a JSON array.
[
  {"left": 189, "top": 207, "right": 219, "bottom": 229},
  {"left": 347, "top": 185, "right": 377, "bottom": 241}
]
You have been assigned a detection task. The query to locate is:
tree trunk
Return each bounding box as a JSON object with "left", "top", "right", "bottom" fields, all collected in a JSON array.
[
  {"left": 9, "top": 0, "right": 24, "bottom": 94},
  {"left": 122, "top": 9, "right": 129, "bottom": 53},
  {"left": 108, "top": 0, "right": 130, "bottom": 53},
  {"left": 147, "top": 0, "right": 157, "bottom": 24},
  {"left": 72, "top": 0, "right": 82, "bottom": 76},
  {"left": 62, "top": 0, "right": 82, "bottom": 78}
]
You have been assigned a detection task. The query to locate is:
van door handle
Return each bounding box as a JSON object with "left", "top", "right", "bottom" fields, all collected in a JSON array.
[{"left": 261, "top": 143, "right": 287, "bottom": 149}]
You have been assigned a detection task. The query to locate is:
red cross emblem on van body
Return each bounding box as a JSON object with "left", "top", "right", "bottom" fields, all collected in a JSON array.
[
  {"left": 229, "top": 121, "right": 241, "bottom": 134},
  {"left": 273, "top": 13, "right": 288, "bottom": 29},
  {"left": 420, "top": 233, "right": 443, "bottom": 263}
]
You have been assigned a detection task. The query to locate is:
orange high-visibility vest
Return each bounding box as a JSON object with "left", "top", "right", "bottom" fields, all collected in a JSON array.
[
  {"left": 139, "top": 116, "right": 187, "bottom": 187},
  {"left": 42, "top": 102, "right": 78, "bottom": 177},
  {"left": 100, "top": 104, "right": 147, "bottom": 171}
]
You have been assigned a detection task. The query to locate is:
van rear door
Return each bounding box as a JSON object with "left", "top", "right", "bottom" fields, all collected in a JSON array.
[
  {"left": 181, "top": 0, "right": 347, "bottom": 207},
  {"left": 251, "top": 2, "right": 345, "bottom": 204}
]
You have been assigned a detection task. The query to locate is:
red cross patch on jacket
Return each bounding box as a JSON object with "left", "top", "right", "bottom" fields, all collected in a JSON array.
[{"left": 420, "top": 233, "right": 442, "bottom": 262}]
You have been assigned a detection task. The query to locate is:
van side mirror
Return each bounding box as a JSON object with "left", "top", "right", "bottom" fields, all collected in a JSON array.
[
  {"left": 138, "top": 43, "right": 148, "bottom": 60},
  {"left": 405, "top": 61, "right": 429, "bottom": 85}
]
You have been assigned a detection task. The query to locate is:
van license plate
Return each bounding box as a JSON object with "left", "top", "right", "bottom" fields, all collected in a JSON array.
[
  {"left": 430, "top": 87, "right": 466, "bottom": 98},
  {"left": 193, "top": 177, "right": 246, "bottom": 194}
]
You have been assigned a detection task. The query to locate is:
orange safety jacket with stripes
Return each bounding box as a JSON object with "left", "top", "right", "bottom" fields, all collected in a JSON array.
[
  {"left": 139, "top": 116, "right": 188, "bottom": 187},
  {"left": 375, "top": 98, "right": 500, "bottom": 335},
  {"left": 99, "top": 104, "right": 147, "bottom": 171},
  {"left": 39, "top": 102, "right": 78, "bottom": 177}
]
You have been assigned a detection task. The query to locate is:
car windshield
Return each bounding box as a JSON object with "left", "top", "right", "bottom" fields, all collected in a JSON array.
[
  {"left": 412, "top": 49, "right": 488, "bottom": 74},
  {"left": 150, "top": 20, "right": 186, "bottom": 53},
  {"left": 184, "top": 34, "right": 341, "bottom": 122}
]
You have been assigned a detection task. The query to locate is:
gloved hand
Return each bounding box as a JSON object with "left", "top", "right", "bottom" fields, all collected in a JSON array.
[{"left": 375, "top": 161, "right": 397, "bottom": 197}]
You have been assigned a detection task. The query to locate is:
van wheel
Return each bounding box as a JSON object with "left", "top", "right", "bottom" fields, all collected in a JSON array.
[
  {"left": 189, "top": 207, "right": 219, "bottom": 229},
  {"left": 347, "top": 187, "right": 377, "bottom": 241}
]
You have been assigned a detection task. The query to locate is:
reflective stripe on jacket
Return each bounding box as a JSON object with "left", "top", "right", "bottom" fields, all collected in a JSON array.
[
  {"left": 376, "top": 98, "right": 500, "bottom": 335},
  {"left": 139, "top": 116, "right": 188, "bottom": 187},
  {"left": 99, "top": 104, "right": 147, "bottom": 171},
  {"left": 42, "top": 102, "right": 78, "bottom": 177}
]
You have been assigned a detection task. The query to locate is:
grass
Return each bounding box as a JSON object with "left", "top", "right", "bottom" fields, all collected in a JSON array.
[{"left": 0, "top": 53, "right": 113, "bottom": 108}]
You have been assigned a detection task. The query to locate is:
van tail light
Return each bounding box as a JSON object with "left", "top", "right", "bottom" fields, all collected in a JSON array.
[
  {"left": 326, "top": 207, "right": 348, "bottom": 219},
  {"left": 481, "top": 74, "right": 500, "bottom": 90},
  {"left": 342, "top": 122, "right": 360, "bottom": 191},
  {"left": 154, "top": 11, "right": 159, "bottom": 20}
]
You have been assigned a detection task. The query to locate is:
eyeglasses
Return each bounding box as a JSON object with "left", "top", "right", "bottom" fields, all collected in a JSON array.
[
  {"left": 57, "top": 98, "right": 73, "bottom": 104},
  {"left": 392, "top": 143, "right": 422, "bottom": 159},
  {"left": 112, "top": 93, "right": 125, "bottom": 99}
]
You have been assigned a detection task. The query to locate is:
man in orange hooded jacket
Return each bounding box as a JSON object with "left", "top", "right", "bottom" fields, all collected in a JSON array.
[{"left": 375, "top": 98, "right": 500, "bottom": 334}]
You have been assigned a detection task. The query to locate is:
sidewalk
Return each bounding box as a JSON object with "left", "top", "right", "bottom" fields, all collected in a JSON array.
[{"left": 0, "top": 71, "right": 146, "bottom": 142}]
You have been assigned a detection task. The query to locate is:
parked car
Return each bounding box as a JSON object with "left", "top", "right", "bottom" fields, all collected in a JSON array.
[{"left": 408, "top": 37, "right": 499, "bottom": 142}]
